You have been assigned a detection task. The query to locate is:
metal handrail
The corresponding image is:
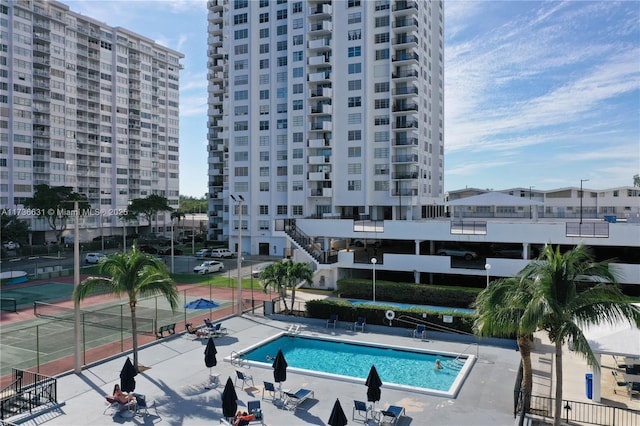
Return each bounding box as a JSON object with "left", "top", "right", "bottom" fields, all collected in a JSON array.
[{"left": 395, "top": 315, "right": 479, "bottom": 358}]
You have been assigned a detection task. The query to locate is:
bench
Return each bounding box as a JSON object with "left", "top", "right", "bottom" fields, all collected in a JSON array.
[{"left": 155, "top": 323, "right": 176, "bottom": 339}]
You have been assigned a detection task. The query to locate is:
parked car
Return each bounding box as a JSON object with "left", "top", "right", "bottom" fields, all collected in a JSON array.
[
  {"left": 436, "top": 248, "right": 478, "bottom": 260},
  {"left": 252, "top": 262, "right": 274, "bottom": 278},
  {"left": 210, "top": 248, "right": 234, "bottom": 258},
  {"left": 195, "top": 248, "right": 211, "bottom": 258},
  {"left": 85, "top": 252, "right": 106, "bottom": 264},
  {"left": 193, "top": 261, "right": 224, "bottom": 275},
  {"left": 2, "top": 241, "right": 19, "bottom": 250}
]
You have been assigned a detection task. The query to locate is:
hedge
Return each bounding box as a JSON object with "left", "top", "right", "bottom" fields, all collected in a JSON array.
[
  {"left": 305, "top": 299, "right": 475, "bottom": 334},
  {"left": 336, "top": 278, "right": 480, "bottom": 309}
]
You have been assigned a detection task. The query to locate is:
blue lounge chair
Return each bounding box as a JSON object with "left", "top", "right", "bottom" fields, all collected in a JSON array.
[
  {"left": 353, "top": 317, "right": 366, "bottom": 332},
  {"left": 282, "top": 388, "right": 314, "bottom": 411},
  {"left": 326, "top": 314, "right": 338, "bottom": 329},
  {"left": 235, "top": 370, "right": 254, "bottom": 389},
  {"left": 352, "top": 400, "right": 370, "bottom": 421},
  {"left": 262, "top": 381, "right": 277, "bottom": 402},
  {"left": 379, "top": 405, "right": 405, "bottom": 425},
  {"left": 246, "top": 400, "right": 264, "bottom": 425},
  {"left": 413, "top": 324, "right": 426, "bottom": 339}
]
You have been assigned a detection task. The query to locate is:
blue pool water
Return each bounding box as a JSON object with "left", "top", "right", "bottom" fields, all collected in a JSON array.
[
  {"left": 240, "top": 334, "right": 467, "bottom": 393},
  {"left": 348, "top": 299, "right": 475, "bottom": 314}
]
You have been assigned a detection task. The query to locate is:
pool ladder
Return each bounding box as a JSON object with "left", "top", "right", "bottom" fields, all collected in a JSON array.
[{"left": 230, "top": 351, "right": 246, "bottom": 367}]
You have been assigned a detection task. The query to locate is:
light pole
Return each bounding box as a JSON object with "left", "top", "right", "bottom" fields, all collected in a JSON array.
[
  {"left": 170, "top": 218, "right": 175, "bottom": 274},
  {"left": 484, "top": 263, "right": 491, "bottom": 287},
  {"left": 230, "top": 194, "right": 244, "bottom": 316},
  {"left": 580, "top": 179, "right": 589, "bottom": 225},
  {"left": 191, "top": 211, "right": 195, "bottom": 255},
  {"left": 371, "top": 257, "right": 377, "bottom": 302}
]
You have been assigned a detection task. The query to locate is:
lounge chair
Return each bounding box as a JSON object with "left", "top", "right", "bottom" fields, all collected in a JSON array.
[
  {"left": 352, "top": 400, "right": 370, "bottom": 421},
  {"left": 262, "top": 381, "right": 277, "bottom": 402},
  {"left": 412, "top": 324, "right": 426, "bottom": 339},
  {"left": 132, "top": 393, "right": 151, "bottom": 417},
  {"left": 235, "top": 370, "right": 254, "bottom": 389},
  {"left": 104, "top": 396, "right": 136, "bottom": 415},
  {"left": 612, "top": 371, "right": 628, "bottom": 394},
  {"left": 353, "top": 317, "right": 366, "bottom": 332},
  {"left": 287, "top": 324, "right": 300, "bottom": 334},
  {"left": 282, "top": 388, "right": 314, "bottom": 411},
  {"left": 205, "top": 319, "right": 228, "bottom": 336},
  {"left": 379, "top": 405, "right": 405, "bottom": 425},
  {"left": 185, "top": 323, "right": 207, "bottom": 338},
  {"left": 326, "top": 314, "right": 338, "bottom": 329},
  {"left": 247, "top": 400, "right": 264, "bottom": 425}
]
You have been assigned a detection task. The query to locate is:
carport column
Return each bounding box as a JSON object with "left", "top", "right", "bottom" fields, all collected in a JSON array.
[
  {"left": 523, "top": 243, "right": 529, "bottom": 259},
  {"left": 414, "top": 239, "right": 421, "bottom": 255},
  {"left": 592, "top": 353, "right": 601, "bottom": 402}
]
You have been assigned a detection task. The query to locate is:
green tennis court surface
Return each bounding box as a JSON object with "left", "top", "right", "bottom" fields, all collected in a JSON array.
[{"left": 0, "top": 282, "right": 74, "bottom": 311}]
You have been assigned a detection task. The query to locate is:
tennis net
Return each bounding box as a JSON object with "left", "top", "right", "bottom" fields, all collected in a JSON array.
[{"left": 34, "top": 302, "right": 156, "bottom": 334}]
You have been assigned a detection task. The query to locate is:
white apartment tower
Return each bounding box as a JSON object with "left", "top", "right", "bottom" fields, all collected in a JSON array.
[
  {"left": 207, "top": 0, "right": 444, "bottom": 255},
  {"left": 1, "top": 0, "right": 183, "bottom": 242}
]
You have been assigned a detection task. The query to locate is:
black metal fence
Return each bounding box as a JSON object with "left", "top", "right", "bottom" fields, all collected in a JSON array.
[{"left": 0, "top": 369, "right": 57, "bottom": 420}]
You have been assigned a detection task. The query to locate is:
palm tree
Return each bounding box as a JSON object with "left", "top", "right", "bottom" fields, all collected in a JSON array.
[
  {"left": 72, "top": 246, "right": 179, "bottom": 371},
  {"left": 261, "top": 260, "right": 314, "bottom": 314},
  {"left": 474, "top": 277, "right": 536, "bottom": 425},
  {"left": 518, "top": 244, "right": 640, "bottom": 426}
]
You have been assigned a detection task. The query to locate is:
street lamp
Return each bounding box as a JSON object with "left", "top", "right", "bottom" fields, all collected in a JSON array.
[
  {"left": 371, "top": 257, "right": 377, "bottom": 302},
  {"left": 485, "top": 263, "right": 491, "bottom": 287},
  {"left": 170, "top": 218, "right": 175, "bottom": 274},
  {"left": 580, "top": 179, "right": 589, "bottom": 225},
  {"left": 230, "top": 194, "right": 245, "bottom": 316}
]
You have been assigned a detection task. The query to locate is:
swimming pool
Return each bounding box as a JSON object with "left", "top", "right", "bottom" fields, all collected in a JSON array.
[
  {"left": 348, "top": 299, "right": 475, "bottom": 314},
  {"left": 230, "top": 333, "right": 474, "bottom": 397}
]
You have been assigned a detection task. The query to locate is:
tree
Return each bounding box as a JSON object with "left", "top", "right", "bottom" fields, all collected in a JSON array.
[
  {"left": 72, "top": 246, "right": 178, "bottom": 371},
  {"left": 517, "top": 244, "right": 640, "bottom": 426},
  {"left": 23, "top": 184, "right": 90, "bottom": 243},
  {"left": 178, "top": 195, "right": 207, "bottom": 214},
  {"left": 0, "top": 214, "right": 29, "bottom": 245},
  {"left": 474, "top": 277, "right": 536, "bottom": 425},
  {"left": 261, "top": 260, "right": 314, "bottom": 314},
  {"left": 170, "top": 210, "right": 186, "bottom": 227},
  {"left": 127, "top": 195, "right": 173, "bottom": 234},
  {"left": 633, "top": 174, "right": 640, "bottom": 187}
]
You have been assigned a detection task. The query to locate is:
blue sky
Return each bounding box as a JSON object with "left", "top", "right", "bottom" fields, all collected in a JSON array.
[{"left": 64, "top": 1, "right": 640, "bottom": 197}]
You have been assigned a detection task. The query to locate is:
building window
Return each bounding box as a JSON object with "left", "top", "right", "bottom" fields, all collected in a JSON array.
[
  {"left": 292, "top": 205, "right": 303, "bottom": 215},
  {"left": 260, "top": 182, "right": 270, "bottom": 192},
  {"left": 293, "top": 51, "right": 303, "bottom": 62},
  {"left": 277, "top": 205, "right": 288, "bottom": 215},
  {"left": 277, "top": 119, "right": 288, "bottom": 129},
  {"left": 348, "top": 130, "right": 361, "bottom": 140},
  {"left": 292, "top": 2, "right": 303, "bottom": 13},
  {"left": 292, "top": 182, "right": 303, "bottom": 192},
  {"left": 348, "top": 113, "right": 361, "bottom": 124},
  {"left": 292, "top": 100, "right": 303, "bottom": 110},
  {"left": 259, "top": 167, "right": 269, "bottom": 176},
  {"left": 374, "top": 16, "right": 389, "bottom": 28},
  {"left": 259, "top": 44, "right": 269, "bottom": 54},
  {"left": 277, "top": 166, "right": 288, "bottom": 176},
  {"left": 293, "top": 83, "right": 304, "bottom": 94},
  {"left": 234, "top": 167, "right": 249, "bottom": 176},
  {"left": 347, "top": 163, "right": 362, "bottom": 174},
  {"left": 374, "top": 180, "right": 389, "bottom": 191},
  {"left": 348, "top": 63, "right": 362, "bottom": 74},
  {"left": 277, "top": 25, "right": 287, "bottom": 36},
  {"left": 260, "top": 151, "right": 270, "bottom": 161},
  {"left": 259, "top": 59, "right": 269, "bottom": 69},
  {"left": 348, "top": 147, "right": 362, "bottom": 157},
  {"left": 234, "top": 29, "right": 248, "bottom": 40},
  {"left": 277, "top": 9, "right": 287, "bottom": 19},
  {"left": 374, "top": 164, "right": 389, "bottom": 175},
  {"left": 348, "top": 80, "right": 361, "bottom": 91},
  {"left": 374, "top": 33, "right": 390, "bottom": 43},
  {"left": 374, "top": 82, "right": 389, "bottom": 92},
  {"left": 348, "top": 96, "right": 361, "bottom": 107},
  {"left": 234, "top": 121, "right": 248, "bottom": 131},
  {"left": 292, "top": 148, "right": 303, "bottom": 159},
  {"left": 347, "top": 180, "right": 361, "bottom": 191},
  {"left": 259, "top": 205, "right": 269, "bottom": 215},
  {"left": 234, "top": 13, "right": 248, "bottom": 24},
  {"left": 348, "top": 12, "right": 361, "bottom": 24},
  {"left": 277, "top": 151, "right": 288, "bottom": 160},
  {"left": 348, "top": 29, "right": 362, "bottom": 41},
  {"left": 260, "top": 28, "right": 269, "bottom": 38},
  {"left": 259, "top": 120, "right": 269, "bottom": 130},
  {"left": 375, "top": 49, "right": 389, "bottom": 60},
  {"left": 375, "top": 99, "right": 390, "bottom": 109},
  {"left": 348, "top": 46, "right": 361, "bottom": 57},
  {"left": 293, "top": 67, "right": 304, "bottom": 78},
  {"left": 258, "top": 220, "right": 270, "bottom": 230},
  {"left": 259, "top": 12, "right": 269, "bottom": 23}
]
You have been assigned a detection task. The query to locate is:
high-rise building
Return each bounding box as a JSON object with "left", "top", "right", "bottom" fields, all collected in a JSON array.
[
  {"left": 207, "top": 0, "right": 444, "bottom": 256},
  {"left": 1, "top": 0, "right": 183, "bottom": 242}
]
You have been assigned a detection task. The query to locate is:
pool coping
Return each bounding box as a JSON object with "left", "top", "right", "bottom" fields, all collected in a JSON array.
[{"left": 225, "top": 331, "right": 476, "bottom": 398}]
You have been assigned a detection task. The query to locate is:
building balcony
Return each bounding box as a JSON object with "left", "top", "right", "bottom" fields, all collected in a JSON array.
[
  {"left": 309, "top": 155, "right": 331, "bottom": 165},
  {"left": 393, "top": 18, "right": 419, "bottom": 30},
  {"left": 309, "top": 20, "right": 332, "bottom": 34},
  {"left": 392, "top": 85, "right": 418, "bottom": 96},
  {"left": 391, "top": 154, "right": 419, "bottom": 163},
  {"left": 308, "top": 37, "right": 331, "bottom": 50},
  {"left": 392, "top": 120, "right": 418, "bottom": 129},
  {"left": 308, "top": 138, "right": 331, "bottom": 148},
  {"left": 308, "top": 171, "right": 331, "bottom": 181},
  {"left": 392, "top": 171, "right": 419, "bottom": 179},
  {"left": 392, "top": 52, "right": 419, "bottom": 63},
  {"left": 308, "top": 55, "right": 331, "bottom": 66},
  {"left": 393, "top": 35, "right": 419, "bottom": 46},
  {"left": 392, "top": 137, "right": 418, "bottom": 146},
  {"left": 392, "top": 102, "right": 418, "bottom": 112},
  {"left": 310, "top": 104, "right": 332, "bottom": 115},
  {"left": 308, "top": 70, "right": 332, "bottom": 82},
  {"left": 310, "top": 188, "right": 333, "bottom": 197},
  {"left": 310, "top": 87, "right": 332, "bottom": 98},
  {"left": 393, "top": 1, "right": 418, "bottom": 13},
  {"left": 309, "top": 4, "right": 332, "bottom": 17},
  {"left": 309, "top": 121, "right": 332, "bottom": 132}
]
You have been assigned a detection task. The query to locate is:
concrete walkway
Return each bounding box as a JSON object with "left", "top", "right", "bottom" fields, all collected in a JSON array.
[{"left": 12, "top": 314, "right": 522, "bottom": 426}]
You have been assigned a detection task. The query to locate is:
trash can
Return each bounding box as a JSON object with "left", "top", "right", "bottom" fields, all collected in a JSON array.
[
  {"left": 263, "top": 300, "right": 273, "bottom": 315},
  {"left": 585, "top": 373, "right": 593, "bottom": 399}
]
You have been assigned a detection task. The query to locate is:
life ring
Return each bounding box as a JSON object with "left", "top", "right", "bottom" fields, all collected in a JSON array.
[{"left": 385, "top": 310, "right": 395, "bottom": 321}]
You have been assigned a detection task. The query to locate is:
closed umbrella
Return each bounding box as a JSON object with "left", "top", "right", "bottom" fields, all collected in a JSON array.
[
  {"left": 221, "top": 377, "right": 238, "bottom": 419},
  {"left": 120, "top": 357, "right": 137, "bottom": 393},
  {"left": 365, "top": 365, "right": 382, "bottom": 405},
  {"left": 328, "top": 398, "right": 348, "bottom": 426},
  {"left": 204, "top": 337, "right": 218, "bottom": 389},
  {"left": 184, "top": 298, "right": 220, "bottom": 310},
  {"left": 272, "top": 349, "right": 288, "bottom": 385}
]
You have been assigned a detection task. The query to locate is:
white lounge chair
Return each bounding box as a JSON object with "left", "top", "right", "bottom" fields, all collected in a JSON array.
[{"left": 282, "top": 388, "right": 314, "bottom": 411}]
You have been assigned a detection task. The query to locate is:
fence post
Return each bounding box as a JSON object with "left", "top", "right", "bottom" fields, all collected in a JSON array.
[{"left": 36, "top": 325, "right": 40, "bottom": 374}]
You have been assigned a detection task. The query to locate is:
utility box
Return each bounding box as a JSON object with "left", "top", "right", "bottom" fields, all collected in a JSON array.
[
  {"left": 263, "top": 300, "right": 273, "bottom": 315},
  {"left": 585, "top": 373, "right": 593, "bottom": 399}
]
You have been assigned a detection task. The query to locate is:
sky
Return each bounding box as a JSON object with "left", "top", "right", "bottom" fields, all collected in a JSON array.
[{"left": 63, "top": 0, "right": 640, "bottom": 197}]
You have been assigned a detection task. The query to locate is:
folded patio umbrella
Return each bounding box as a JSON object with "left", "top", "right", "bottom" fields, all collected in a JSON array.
[
  {"left": 365, "top": 365, "right": 382, "bottom": 404},
  {"left": 328, "top": 398, "right": 348, "bottom": 426},
  {"left": 120, "top": 357, "right": 137, "bottom": 393},
  {"left": 184, "top": 298, "right": 220, "bottom": 310},
  {"left": 205, "top": 337, "right": 217, "bottom": 368},
  {"left": 272, "top": 349, "right": 288, "bottom": 385},
  {"left": 221, "top": 377, "right": 238, "bottom": 419}
]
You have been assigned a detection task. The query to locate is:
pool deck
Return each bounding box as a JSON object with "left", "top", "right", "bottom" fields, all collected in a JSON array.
[{"left": 14, "top": 314, "right": 523, "bottom": 426}]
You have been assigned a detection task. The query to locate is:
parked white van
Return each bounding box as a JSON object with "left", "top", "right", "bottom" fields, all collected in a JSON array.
[{"left": 210, "top": 248, "right": 234, "bottom": 258}]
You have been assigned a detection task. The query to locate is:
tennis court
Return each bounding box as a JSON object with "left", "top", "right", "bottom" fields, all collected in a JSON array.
[
  {"left": 0, "top": 282, "right": 76, "bottom": 311},
  {"left": 0, "top": 284, "right": 234, "bottom": 379}
]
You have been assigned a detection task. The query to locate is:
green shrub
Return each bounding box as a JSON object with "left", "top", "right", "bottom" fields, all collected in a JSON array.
[
  {"left": 305, "top": 299, "right": 474, "bottom": 334},
  {"left": 336, "top": 279, "right": 480, "bottom": 309}
]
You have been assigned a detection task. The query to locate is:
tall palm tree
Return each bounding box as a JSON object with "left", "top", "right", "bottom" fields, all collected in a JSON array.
[
  {"left": 261, "top": 260, "right": 314, "bottom": 314},
  {"left": 72, "top": 246, "right": 179, "bottom": 371},
  {"left": 518, "top": 244, "right": 640, "bottom": 426},
  {"left": 474, "top": 277, "right": 536, "bottom": 425}
]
